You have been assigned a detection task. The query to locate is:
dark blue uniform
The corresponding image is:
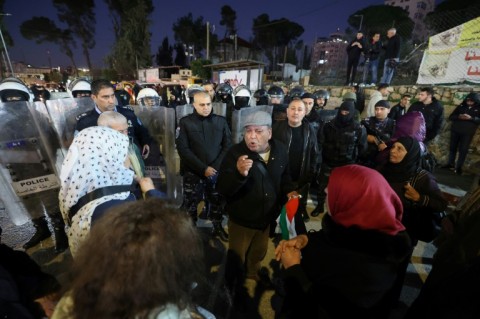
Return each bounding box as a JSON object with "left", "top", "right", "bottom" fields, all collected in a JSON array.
[{"left": 75, "top": 105, "right": 152, "bottom": 148}]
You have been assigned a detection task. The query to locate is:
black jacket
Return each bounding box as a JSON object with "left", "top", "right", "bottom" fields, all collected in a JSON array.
[
  {"left": 388, "top": 103, "right": 407, "bottom": 121},
  {"left": 75, "top": 105, "right": 152, "bottom": 147},
  {"left": 346, "top": 37, "right": 365, "bottom": 60},
  {"left": 408, "top": 98, "right": 444, "bottom": 142},
  {"left": 318, "top": 120, "right": 367, "bottom": 167},
  {"left": 383, "top": 34, "right": 401, "bottom": 59},
  {"left": 449, "top": 95, "right": 480, "bottom": 135},
  {"left": 280, "top": 216, "right": 412, "bottom": 319},
  {"left": 217, "top": 139, "right": 294, "bottom": 230},
  {"left": 176, "top": 110, "right": 231, "bottom": 177},
  {"left": 272, "top": 119, "right": 319, "bottom": 186},
  {"left": 366, "top": 40, "right": 382, "bottom": 61}
]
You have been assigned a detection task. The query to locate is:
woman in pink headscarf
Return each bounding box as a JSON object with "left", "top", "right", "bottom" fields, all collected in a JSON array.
[{"left": 275, "top": 165, "right": 412, "bottom": 319}]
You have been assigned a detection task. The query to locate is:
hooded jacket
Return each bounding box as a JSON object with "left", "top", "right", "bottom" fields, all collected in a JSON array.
[{"left": 449, "top": 92, "right": 480, "bottom": 135}]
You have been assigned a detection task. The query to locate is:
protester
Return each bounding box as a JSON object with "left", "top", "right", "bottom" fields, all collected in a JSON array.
[
  {"left": 276, "top": 165, "right": 411, "bottom": 319},
  {"left": 388, "top": 94, "right": 411, "bottom": 121},
  {"left": 380, "top": 28, "right": 401, "bottom": 85},
  {"left": 59, "top": 126, "right": 165, "bottom": 257},
  {"left": 52, "top": 198, "right": 212, "bottom": 319},
  {"left": 442, "top": 92, "right": 480, "bottom": 175},
  {"left": 345, "top": 31, "right": 365, "bottom": 86}
]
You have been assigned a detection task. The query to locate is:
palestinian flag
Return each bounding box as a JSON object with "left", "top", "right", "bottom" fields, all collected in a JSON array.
[{"left": 278, "top": 197, "right": 299, "bottom": 240}]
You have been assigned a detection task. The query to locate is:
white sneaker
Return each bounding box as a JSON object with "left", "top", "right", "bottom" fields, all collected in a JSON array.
[{"left": 370, "top": 83, "right": 376, "bottom": 87}]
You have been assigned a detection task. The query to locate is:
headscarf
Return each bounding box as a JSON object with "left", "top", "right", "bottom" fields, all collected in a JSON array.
[
  {"left": 59, "top": 126, "right": 134, "bottom": 256},
  {"left": 335, "top": 101, "right": 355, "bottom": 126},
  {"left": 327, "top": 165, "right": 405, "bottom": 236},
  {"left": 382, "top": 136, "right": 421, "bottom": 183}
]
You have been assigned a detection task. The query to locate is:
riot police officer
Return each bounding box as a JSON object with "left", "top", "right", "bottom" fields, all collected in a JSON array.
[
  {"left": 67, "top": 78, "right": 91, "bottom": 98},
  {"left": 253, "top": 89, "right": 268, "bottom": 106},
  {"left": 232, "top": 85, "right": 251, "bottom": 110},
  {"left": 268, "top": 85, "right": 287, "bottom": 123},
  {"left": 0, "top": 77, "right": 68, "bottom": 252},
  {"left": 313, "top": 89, "right": 330, "bottom": 109}
]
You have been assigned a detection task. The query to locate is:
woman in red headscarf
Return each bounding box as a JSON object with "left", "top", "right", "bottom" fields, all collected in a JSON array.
[{"left": 275, "top": 164, "right": 412, "bottom": 319}]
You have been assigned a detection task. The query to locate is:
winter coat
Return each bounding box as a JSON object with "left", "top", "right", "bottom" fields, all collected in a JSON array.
[
  {"left": 272, "top": 119, "right": 319, "bottom": 186},
  {"left": 318, "top": 120, "right": 367, "bottom": 168},
  {"left": 280, "top": 215, "right": 411, "bottom": 319},
  {"left": 408, "top": 98, "right": 444, "bottom": 142},
  {"left": 449, "top": 93, "right": 480, "bottom": 136},
  {"left": 217, "top": 139, "right": 294, "bottom": 230},
  {"left": 176, "top": 110, "right": 231, "bottom": 176}
]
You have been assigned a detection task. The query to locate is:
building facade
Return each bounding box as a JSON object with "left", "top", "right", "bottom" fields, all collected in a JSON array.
[{"left": 310, "top": 31, "right": 348, "bottom": 78}]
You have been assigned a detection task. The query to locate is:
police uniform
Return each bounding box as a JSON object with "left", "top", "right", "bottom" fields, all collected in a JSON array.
[{"left": 75, "top": 105, "right": 152, "bottom": 148}]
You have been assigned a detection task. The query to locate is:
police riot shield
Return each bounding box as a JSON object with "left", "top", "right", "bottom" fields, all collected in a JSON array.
[
  {"left": 45, "top": 97, "right": 95, "bottom": 156},
  {"left": 0, "top": 101, "right": 63, "bottom": 222},
  {"left": 231, "top": 105, "right": 273, "bottom": 144},
  {"left": 212, "top": 102, "right": 227, "bottom": 117},
  {"left": 134, "top": 105, "right": 180, "bottom": 202}
]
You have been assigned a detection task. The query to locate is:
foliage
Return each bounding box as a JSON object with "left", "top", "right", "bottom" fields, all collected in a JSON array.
[
  {"left": 174, "top": 44, "right": 187, "bottom": 68},
  {"left": 156, "top": 37, "right": 173, "bottom": 66},
  {"left": 347, "top": 5, "right": 414, "bottom": 39},
  {"left": 172, "top": 13, "right": 207, "bottom": 58},
  {"left": 251, "top": 14, "right": 304, "bottom": 71},
  {"left": 20, "top": 17, "right": 78, "bottom": 73},
  {"left": 425, "top": 0, "right": 480, "bottom": 33},
  {"left": 52, "top": 0, "right": 96, "bottom": 71},
  {"left": 0, "top": 0, "right": 13, "bottom": 48},
  {"left": 190, "top": 59, "right": 212, "bottom": 80},
  {"left": 219, "top": 5, "right": 237, "bottom": 62},
  {"left": 103, "top": 0, "right": 153, "bottom": 78}
]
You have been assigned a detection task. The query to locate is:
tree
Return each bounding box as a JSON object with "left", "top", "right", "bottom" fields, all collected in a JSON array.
[
  {"left": 220, "top": 5, "right": 237, "bottom": 61},
  {"left": 190, "top": 59, "right": 212, "bottom": 80},
  {"left": 174, "top": 44, "right": 187, "bottom": 68},
  {"left": 104, "top": 0, "right": 153, "bottom": 78},
  {"left": 347, "top": 5, "right": 414, "bottom": 40},
  {"left": 172, "top": 13, "right": 207, "bottom": 58},
  {"left": 20, "top": 17, "right": 79, "bottom": 74},
  {"left": 425, "top": 0, "right": 480, "bottom": 33},
  {"left": 52, "top": 0, "right": 96, "bottom": 71},
  {"left": 156, "top": 37, "right": 173, "bottom": 66},
  {"left": 252, "top": 14, "right": 304, "bottom": 71}
]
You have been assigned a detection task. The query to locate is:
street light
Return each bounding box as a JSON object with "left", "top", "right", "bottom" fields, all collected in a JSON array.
[
  {"left": 354, "top": 14, "right": 364, "bottom": 31},
  {"left": 0, "top": 13, "right": 14, "bottom": 76}
]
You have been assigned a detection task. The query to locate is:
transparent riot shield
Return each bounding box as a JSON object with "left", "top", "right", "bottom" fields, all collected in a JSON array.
[
  {"left": 134, "top": 105, "right": 181, "bottom": 202},
  {"left": 175, "top": 104, "right": 194, "bottom": 126},
  {"left": 0, "top": 101, "right": 63, "bottom": 222},
  {"left": 45, "top": 97, "right": 95, "bottom": 156},
  {"left": 212, "top": 102, "right": 227, "bottom": 117},
  {"left": 231, "top": 105, "right": 273, "bottom": 144}
]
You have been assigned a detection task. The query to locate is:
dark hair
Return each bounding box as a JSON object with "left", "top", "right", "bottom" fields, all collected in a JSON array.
[
  {"left": 419, "top": 87, "right": 434, "bottom": 96},
  {"left": 68, "top": 199, "right": 205, "bottom": 319},
  {"left": 378, "top": 83, "right": 389, "bottom": 90},
  {"left": 401, "top": 94, "right": 411, "bottom": 99},
  {"left": 91, "top": 79, "right": 114, "bottom": 96}
]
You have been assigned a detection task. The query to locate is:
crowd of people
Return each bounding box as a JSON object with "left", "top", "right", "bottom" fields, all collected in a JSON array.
[{"left": 0, "top": 74, "right": 479, "bottom": 318}]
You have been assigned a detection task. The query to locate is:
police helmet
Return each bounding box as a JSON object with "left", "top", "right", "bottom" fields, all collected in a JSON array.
[
  {"left": 215, "top": 83, "right": 233, "bottom": 103},
  {"left": 267, "top": 85, "right": 284, "bottom": 104},
  {"left": 137, "top": 88, "right": 162, "bottom": 108},
  {"left": 232, "top": 85, "right": 251, "bottom": 109},
  {"left": 185, "top": 84, "right": 205, "bottom": 104},
  {"left": 313, "top": 89, "right": 330, "bottom": 106},
  {"left": 0, "top": 77, "right": 33, "bottom": 102},
  {"left": 289, "top": 86, "right": 305, "bottom": 100},
  {"left": 68, "top": 78, "right": 91, "bottom": 98},
  {"left": 253, "top": 89, "right": 268, "bottom": 106}
]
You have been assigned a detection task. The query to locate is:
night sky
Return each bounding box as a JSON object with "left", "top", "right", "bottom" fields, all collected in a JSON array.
[{"left": 4, "top": 0, "right": 389, "bottom": 68}]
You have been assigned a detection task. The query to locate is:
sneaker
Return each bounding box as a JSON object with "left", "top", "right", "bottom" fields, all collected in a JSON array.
[{"left": 370, "top": 83, "right": 376, "bottom": 87}]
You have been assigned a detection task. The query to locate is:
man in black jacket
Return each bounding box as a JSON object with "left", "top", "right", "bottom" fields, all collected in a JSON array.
[
  {"left": 345, "top": 31, "right": 365, "bottom": 86},
  {"left": 388, "top": 94, "right": 411, "bottom": 121},
  {"left": 273, "top": 99, "right": 319, "bottom": 221},
  {"left": 380, "top": 28, "right": 401, "bottom": 85},
  {"left": 217, "top": 111, "right": 298, "bottom": 294},
  {"left": 176, "top": 91, "right": 231, "bottom": 240},
  {"left": 408, "top": 87, "right": 444, "bottom": 144}
]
